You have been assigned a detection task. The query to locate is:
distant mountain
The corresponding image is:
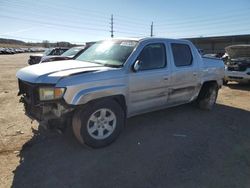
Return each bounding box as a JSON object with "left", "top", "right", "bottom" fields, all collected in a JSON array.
[
  {"left": 0, "top": 38, "right": 76, "bottom": 48},
  {"left": 0, "top": 38, "right": 26, "bottom": 45}
]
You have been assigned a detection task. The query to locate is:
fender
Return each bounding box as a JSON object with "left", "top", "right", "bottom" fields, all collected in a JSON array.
[{"left": 68, "top": 84, "right": 127, "bottom": 105}]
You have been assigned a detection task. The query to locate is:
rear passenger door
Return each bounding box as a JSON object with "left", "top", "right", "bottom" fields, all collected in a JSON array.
[{"left": 168, "top": 43, "right": 199, "bottom": 104}]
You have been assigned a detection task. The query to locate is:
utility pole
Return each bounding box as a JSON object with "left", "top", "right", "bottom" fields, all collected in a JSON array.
[
  {"left": 150, "top": 22, "right": 153, "bottom": 37},
  {"left": 110, "top": 14, "right": 114, "bottom": 38}
]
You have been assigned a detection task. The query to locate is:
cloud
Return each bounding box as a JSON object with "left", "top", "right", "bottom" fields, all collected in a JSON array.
[{"left": 0, "top": 27, "right": 39, "bottom": 36}]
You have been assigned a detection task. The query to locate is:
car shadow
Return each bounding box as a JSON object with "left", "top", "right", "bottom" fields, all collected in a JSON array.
[
  {"left": 226, "top": 82, "right": 250, "bottom": 91},
  {"left": 11, "top": 104, "right": 250, "bottom": 188}
]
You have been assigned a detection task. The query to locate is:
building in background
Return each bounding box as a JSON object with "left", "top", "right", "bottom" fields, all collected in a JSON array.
[{"left": 186, "top": 34, "right": 250, "bottom": 54}]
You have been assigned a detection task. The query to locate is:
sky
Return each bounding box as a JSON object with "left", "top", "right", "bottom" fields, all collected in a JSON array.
[{"left": 0, "top": 0, "right": 250, "bottom": 44}]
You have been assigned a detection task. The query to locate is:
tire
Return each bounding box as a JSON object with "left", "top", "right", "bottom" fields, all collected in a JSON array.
[
  {"left": 196, "top": 83, "right": 219, "bottom": 110},
  {"left": 72, "top": 99, "right": 125, "bottom": 148}
]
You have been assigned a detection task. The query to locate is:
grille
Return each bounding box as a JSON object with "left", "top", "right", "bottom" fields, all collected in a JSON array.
[
  {"left": 18, "top": 79, "right": 38, "bottom": 105},
  {"left": 227, "top": 65, "right": 247, "bottom": 72}
]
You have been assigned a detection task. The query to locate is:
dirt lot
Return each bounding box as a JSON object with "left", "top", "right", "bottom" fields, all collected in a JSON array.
[{"left": 0, "top": 53, "right": 250, "bottom": 188}]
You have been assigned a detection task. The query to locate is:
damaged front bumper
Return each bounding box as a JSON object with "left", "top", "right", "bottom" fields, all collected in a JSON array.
[
  {"left": 20, "top": 96, "right": 73, "bottom": 122},
  {"left": 18, "top": 79, "right": 74, "bottom": 124}
]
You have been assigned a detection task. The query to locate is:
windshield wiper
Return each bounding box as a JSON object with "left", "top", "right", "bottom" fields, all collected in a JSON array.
[{"left": 79, "top": 60, "right": 122, "bottom": 68}]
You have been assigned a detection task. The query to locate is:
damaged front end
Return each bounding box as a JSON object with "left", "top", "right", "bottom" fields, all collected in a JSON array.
[
  {"left": 224, "top": 45, "right": 250, "bottom": 82},
  {"left": 226, "top": 58, "right": 250, "bottom": 72},
  {"left": 18, "top": 79, "right": 74, "bottom": 129}
]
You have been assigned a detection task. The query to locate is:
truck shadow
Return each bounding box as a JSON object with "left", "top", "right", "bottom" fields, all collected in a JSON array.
[
  {"left": 11, "top": 104, "right": 250, "bottom": 188},
  {"left": 226, "top": 83, "right": 250, "bottom": 91}
]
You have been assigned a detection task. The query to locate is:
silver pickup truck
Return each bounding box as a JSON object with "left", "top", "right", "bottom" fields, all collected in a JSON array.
[{"left": 16, "top": 38, "right": 224, "bottom": 148}]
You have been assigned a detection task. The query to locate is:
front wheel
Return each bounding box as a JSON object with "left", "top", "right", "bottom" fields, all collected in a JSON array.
[
  {"left": 72, "top": 99, "right": 125, "bottom": 148},
  {"left": 196, "top": 83, "right": 219, "bottom": 110}
]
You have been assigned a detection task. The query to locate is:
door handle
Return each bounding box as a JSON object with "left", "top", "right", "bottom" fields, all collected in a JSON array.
[
  {"left": 163, "top": 76, "right": 169, "bottom": 80},
  {"left": 193, "top": 72, "right": 197, "bottom": 76}
]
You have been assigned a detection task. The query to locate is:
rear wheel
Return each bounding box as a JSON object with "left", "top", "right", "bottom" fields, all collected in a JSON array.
[
  {"left": 196, "top": 83, "right": 219, "bottom": 110},
  {"left": 72, "top": 99, "right": 125, "bottom": 148}
]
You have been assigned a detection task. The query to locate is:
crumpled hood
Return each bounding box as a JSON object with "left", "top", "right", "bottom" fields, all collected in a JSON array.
[{"left": 16, "top": 60, "right": 108, "bottom": 84}]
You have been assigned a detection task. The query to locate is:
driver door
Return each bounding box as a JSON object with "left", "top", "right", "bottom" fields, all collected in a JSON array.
[{"left": 128, "top": 43, "right": 170, "bottom": 116}]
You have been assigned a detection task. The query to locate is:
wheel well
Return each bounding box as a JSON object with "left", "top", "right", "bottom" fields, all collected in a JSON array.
[
  {"left": 113, "top": 95, "right": 127, "bottom": 113},
  {"left": 83, "top": 95, "right": 127, "bottom": 115},
  {"left": 201, "top": 81, "right": 218, "bottom": 89}
]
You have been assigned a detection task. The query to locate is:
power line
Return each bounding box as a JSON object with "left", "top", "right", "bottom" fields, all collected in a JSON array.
[
  {"left": 0, "top": 9, "right": 109, "bottom": 30},
  {"left": 155, "top": 7, "right": 250, "bottom": 25},
  {"left": 1, "top": 0, "right": 250, "bottom": 40},
  {"left": 114, "top": 17, "right": 150, "bottom": 27},
  {"left": 1, "top": 0, "right": 151, "bottom": 28},
  {"left": 156, "top": 13, "right": 250, "bottom": 29},
  {"left": 0, "top": 14, "right": 149, "bottom": 39},
  {"left": 0, "top": 14, "right": 109, "bottom": 32},
  {"left": 160, "top": 27, "right": 250, "bottom": 39},
  {"left": 1, "top": 3, "right": 150, "bottom": 35},
  {"left": 1, "top": 0, "right": 110, "bottom": 19},
  {"left": 4, "top": 4, "right": 248, "bottom": 34},
  {"left": 0, "top": 3, "right": 110, "bottom": 24},
  {"left": 155, "top": 19, "right": 250, "bottom": 35}
]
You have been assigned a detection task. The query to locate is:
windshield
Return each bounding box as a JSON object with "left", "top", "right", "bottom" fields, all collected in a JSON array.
[
  {"left": 61, "top": 47, "right": 83, "bottom": 57},
  {"left": 76, "top": 40, "right": 138, "bottom": 67}
]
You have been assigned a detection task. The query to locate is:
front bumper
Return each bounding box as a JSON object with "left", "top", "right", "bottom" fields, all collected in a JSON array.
[
  {"left": 18, "top": 79, "right": 74, "bottom": 122},
  {"left": 224, "top": 68, "right": 250, "bottom": 82}
]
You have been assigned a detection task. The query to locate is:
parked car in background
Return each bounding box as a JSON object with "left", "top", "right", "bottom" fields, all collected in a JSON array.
[
  {"left": 5, "top": 48, "right": 15, "bottom": 54},
  {"left": 0, "top": 47, "right": 45, "bottom": 55},
  {"left": 40, "top": 46, "right": 86, "bottom": 63},
  {"left": 28, "top": 47, "right": 69, "bottom": 65},
  {"left": 224, "top": 45, "right": 250, "bottom": 84},
  {"left": 16, "top": 38, "right": 224, "bottom": 148},
  {"left": 0, "top": 48, "right": 12, "bottom": 54},
  {"left": 0, "top": 48, "right": 4, "bottom": 54}
]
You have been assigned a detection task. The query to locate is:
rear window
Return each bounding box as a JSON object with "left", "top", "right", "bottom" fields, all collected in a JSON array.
[{"left": 171, "top": 43, "right": 193, "bottom": 67}]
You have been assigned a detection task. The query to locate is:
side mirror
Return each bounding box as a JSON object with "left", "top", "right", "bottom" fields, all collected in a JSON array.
[{"left": 133, "top": 60, "right": 142, "bottom": 72}]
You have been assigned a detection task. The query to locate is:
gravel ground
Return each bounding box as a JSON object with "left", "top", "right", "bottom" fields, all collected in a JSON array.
[{"left": 0, "top": 53, "right": 250, "bottom": 188}]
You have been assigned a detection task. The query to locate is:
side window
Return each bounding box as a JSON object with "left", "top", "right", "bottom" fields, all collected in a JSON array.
[
  {"left": 55, "top": 49, "right": 61, "bottom": 55},
  {"left": 137, "top": 43, "right": 166, "bottom": 70},
  {"left": 60, "top": 49, "right": 67, "bottom": 54},
  {"left": 171, "top": 43, "right": 193, "bottom": 67},
  {"left": 51, "top": 49, "right": 60, "bottom": 55},
  {"left": 48, "top": 49, "right": 56, "bottom": 55}
]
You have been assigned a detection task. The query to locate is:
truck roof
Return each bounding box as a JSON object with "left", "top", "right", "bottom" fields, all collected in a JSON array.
[{"left": 96, "top": 37, "right": 191, "bottom": 44}]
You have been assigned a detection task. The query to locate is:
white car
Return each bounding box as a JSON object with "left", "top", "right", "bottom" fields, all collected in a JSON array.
[{"left": 224, "top": 45, "right": 250, "bottom": 84}]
